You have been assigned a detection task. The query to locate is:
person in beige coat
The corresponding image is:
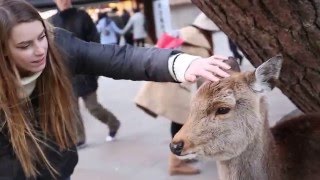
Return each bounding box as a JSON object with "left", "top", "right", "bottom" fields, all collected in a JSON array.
[{"left": 134, "top": 13, "right": 219, "bottom": 175}]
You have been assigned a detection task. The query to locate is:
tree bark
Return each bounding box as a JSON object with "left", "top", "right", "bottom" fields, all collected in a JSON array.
[{"left": 192, "top": 0, "right": 320, "bottom": 113}]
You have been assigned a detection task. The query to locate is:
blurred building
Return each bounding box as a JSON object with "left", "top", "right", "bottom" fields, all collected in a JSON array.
[
  {"left": 35, "top": 0, "right": 201, "bottom": 44},
  {"left": 169, "top": 0, "right": 201, "bottom": 29},
  {"left": 28, "top": 0, "right": 116, "bottom": 9},
  {"left": 134, "top": 0, "right": 201, "bottom": 42}
]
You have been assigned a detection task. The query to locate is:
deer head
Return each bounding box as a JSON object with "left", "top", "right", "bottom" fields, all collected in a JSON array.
[{"left": 170, "top": 55, "right": 283, "bottom": 161}]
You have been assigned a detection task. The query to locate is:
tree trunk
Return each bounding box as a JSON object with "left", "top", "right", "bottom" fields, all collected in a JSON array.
[{"left": 192, "top": 0, "right": 320, "bottom": 113}]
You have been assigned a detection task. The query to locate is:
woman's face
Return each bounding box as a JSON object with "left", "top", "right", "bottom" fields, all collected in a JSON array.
[{"left": 8, "top": 20, "right": 48, "bottom": 76}]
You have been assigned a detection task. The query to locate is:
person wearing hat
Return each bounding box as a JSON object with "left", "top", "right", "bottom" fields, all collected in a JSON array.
[{"left": 134, "top": 13, "right": 219, "bottom": 175}]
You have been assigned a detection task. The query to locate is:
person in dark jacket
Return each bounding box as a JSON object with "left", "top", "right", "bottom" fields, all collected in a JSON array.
[
  {"left": 108, "top": 7, "right": 124, "bottom": 44},
  {"left": 121, "top": 9, "right": 134, "bottom": 45},
  {"left": 0, "top": 0, "right": 231, "bottom": 179},
  {"left": 228, "top": 38, "right": 244, "bottom": 65},
  {"left": 50, "top": 0, "right": 121, "bottom": 144}
]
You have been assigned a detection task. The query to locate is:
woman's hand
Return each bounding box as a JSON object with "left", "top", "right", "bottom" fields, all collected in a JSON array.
[{"left": 185, "top": 55, "right": 231, "bottom": 82}]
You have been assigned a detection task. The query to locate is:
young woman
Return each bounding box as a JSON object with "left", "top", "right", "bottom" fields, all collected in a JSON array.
[{"left": 0, "top": 0, "right": 230, "bottom": 179}]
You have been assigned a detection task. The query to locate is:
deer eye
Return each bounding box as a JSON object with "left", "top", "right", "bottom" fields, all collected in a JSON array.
[{"left": 216, "top": 107, "right": 231, "bottom": 115}]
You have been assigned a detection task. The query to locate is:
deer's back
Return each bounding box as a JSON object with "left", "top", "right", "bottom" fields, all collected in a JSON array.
[{"left": 271, "top": 113, "right": 320, "bottom": 180}]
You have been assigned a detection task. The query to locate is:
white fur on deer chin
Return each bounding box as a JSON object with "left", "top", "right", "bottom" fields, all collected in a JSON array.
[{"left": 176, "top": 153, "right": 197, "bottom": 160}]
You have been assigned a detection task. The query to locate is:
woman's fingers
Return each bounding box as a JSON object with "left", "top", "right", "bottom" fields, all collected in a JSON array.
[
  {"left": 212, "top": 55, "right": 229, "bottom": 60},
  {"left": 185, "top": 68, "right": 220, "bottom": 82},
  {"left": 197, "top": 70, "right": 220, "bottom": 82},
  {"left": 184, "top": 55, "right": 233, "bottom": 82},
  {"left": 208, "top": 57, "right": 231, "bottom": 70},
  {"left": 205, "top": 65, "right": 230, "bottom": 78}
]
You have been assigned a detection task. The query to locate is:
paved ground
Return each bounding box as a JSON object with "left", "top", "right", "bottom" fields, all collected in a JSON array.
[{"left": 72, "top": 33, "right": 297, "bottom": 180}]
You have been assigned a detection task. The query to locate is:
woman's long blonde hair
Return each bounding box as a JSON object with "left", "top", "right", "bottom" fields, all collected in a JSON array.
[{"left": 0, "top": 0, "right": 78, "bottom": 178}]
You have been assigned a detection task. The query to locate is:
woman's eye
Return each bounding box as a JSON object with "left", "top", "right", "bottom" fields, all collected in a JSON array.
[
  {"left": 216, "top": 107, "right": 231, "bottom": 115},
  {"left": 39, "top": 34, "right": 46, "bottom": 40},
  {"left": 18, "top": 44, "right": 29, "bottom": 49}
]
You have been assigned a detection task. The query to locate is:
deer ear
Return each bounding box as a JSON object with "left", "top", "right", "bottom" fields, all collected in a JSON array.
[{"left": 250, "top": 55, "right": 283, "bottom": 93}]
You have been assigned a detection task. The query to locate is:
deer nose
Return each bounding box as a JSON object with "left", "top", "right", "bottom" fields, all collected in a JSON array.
[{"left": 170, "top": 141, "right": 184, "bottom": 156}]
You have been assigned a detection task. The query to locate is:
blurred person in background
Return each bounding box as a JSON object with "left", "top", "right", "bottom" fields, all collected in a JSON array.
[
  {"left": 50, "top": 0, "right": 121, "bottom": 144},
  {"left": 108, "top": 7, "right": 123, "bottom": 44},
  {"left": 96, "top": 12, "right": 105, "bottom": 24},
  {"left": 121, "top": 9, "right": 134, "bottom": 45},
  {"left": 96, "top": 12, "right": 123, "bottom": 45},
  {"left": 122, "top": 7, "right": 147, "bottom": 47},
  {"left": 228, "top": 38, "right": 244, "bottom": 65}
]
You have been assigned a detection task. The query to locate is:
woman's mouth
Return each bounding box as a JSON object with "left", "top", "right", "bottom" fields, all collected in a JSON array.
[{"left": 32, "top": 56, "right": 46, "bottom": 66}]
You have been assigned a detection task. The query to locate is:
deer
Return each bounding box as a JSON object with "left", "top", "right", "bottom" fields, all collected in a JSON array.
[{"left": 170, "top": 55, "right": 320, "bottom": 180}]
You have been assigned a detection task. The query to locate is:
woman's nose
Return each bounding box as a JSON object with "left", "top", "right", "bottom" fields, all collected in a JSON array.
[
  {"left": 34, "top": 46, "right": 45, "bottom": 56},
  {"left": 34, "top": 41, "right": 46, "bottom": 56}
]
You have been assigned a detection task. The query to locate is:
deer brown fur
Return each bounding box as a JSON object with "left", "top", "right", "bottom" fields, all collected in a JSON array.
[{"left": 170, "top": 55, "right": 320, "bottom": 180}]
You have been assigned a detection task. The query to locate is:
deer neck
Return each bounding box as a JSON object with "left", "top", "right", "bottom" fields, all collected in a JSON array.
[
  {"left": 217, "top": 126, "right": 279, "bottom": 180},
  {"left": 217, "top": 98, "right": 280, "bottom": 180}
]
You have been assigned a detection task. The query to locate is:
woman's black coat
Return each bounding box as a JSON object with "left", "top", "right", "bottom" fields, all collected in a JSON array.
[{"left": 50, "top": 7, "right": 100, "bottom": 97}]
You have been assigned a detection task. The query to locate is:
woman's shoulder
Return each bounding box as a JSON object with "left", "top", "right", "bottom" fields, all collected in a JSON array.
[{"left": 52, "top": 26, "right": 73, "bottom": 40}]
